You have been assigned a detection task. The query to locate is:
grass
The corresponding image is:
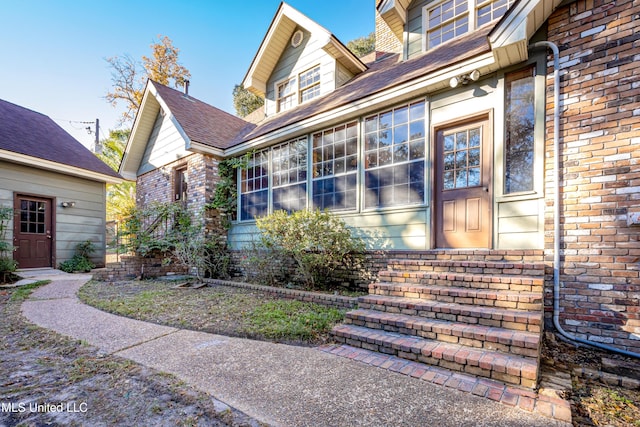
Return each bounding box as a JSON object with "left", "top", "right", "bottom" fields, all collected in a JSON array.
[
  {"left": 79, "top": 280, "right": 346, "bottom": 345},
  {"left": 244, "top": 300, "right": 345, "bottom": 341},
  {"left": 9, "top": 280, "right": 50, "bottom": 302}
]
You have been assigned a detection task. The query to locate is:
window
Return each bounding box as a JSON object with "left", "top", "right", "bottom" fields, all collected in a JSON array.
[
  {"left": 299, "top": 65, "right": 320, "bottom": 103},
  {"left": 240, "top": 149, "right": 269, "bottom": 221},
  {"left": 312, "top": 121, "right": 358, "bottom": 211},
  {"left": 442, "top": 127, "right": 482, "bottom": 190},
  {"left": 504, "top": 66, "right": 535, "bottom": 194},
  {"left": 277, "top": 77, "right": 296, "bottom": 112},
  {"left": 20, "top": 200, "right": 46, "bottom": 234},
  {"left": 174, "top": 167, "right": 188, "bottom": 204},
  {"left": 425, "top": 0, "right": 515, "bottom": 50},
  {"left": 364, "top": 101, "right": 426, "bottom": 209},
  {"left": 272, "top": 137, "right": 308, "bottom": 213}
]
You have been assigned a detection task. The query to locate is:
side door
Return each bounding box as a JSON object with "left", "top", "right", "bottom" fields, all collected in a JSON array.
[
  {"left": 14, "top": 195, "right": 53, "bottom": 268},
  {"left": 434, "top": 116, "right": 492, "bottom": 248}
]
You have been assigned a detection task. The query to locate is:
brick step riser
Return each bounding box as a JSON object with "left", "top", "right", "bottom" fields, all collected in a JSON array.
[
  {"left": 343, "top": 315, "right": 539, "bottom": 358},
  {"left": 369, "top": 286, "right": 543, "bottom": 312},
  {"left": 385, "top": 261, "right": 545, "bottom": 277},
  {"left": 331, "top": 325, "right": 538, "bottom": 388},
  {"left": 378, "top": 272, "right": 543, "bottom": 293},
  {"left": 388, "top": 251, "right": 544, "bottom": 264},
  {"left": 357, "top": 300, "right": 542, "bottom": 333}
]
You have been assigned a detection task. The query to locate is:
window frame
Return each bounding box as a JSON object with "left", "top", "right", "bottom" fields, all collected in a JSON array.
[
  {"left": 173, "top": 166, "right": 188, "bottom": 204},
  {"left": 272, "top": 137, "right": 309, "bottom": 214},
  {"left": 298, "top": 65, "right": 321, "bottom": 104},
  {"left": 422, "top": 0, "right": 515, "bottom": 51},
  {"left": 276, "top": 76, "right": 297, "bottom": 113}
]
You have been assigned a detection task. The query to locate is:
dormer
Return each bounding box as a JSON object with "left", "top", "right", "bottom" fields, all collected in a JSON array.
[
  {"left": 242, "top": 2, "right": 367, "bottom": 118},
  {"left": 377, "top": 0, "right": 518, "bottom": 61}
]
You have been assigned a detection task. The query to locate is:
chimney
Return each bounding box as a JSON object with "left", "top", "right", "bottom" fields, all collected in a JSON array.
[
  {"left": 184, "top": 80, "right": 190, "bottom": 96},
  {"left": 375, "top": 1, "right": 403, "bottom": 58}
]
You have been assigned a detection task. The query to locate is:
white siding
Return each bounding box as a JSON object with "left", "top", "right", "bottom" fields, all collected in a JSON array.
[{"left": 0, "top": 161, "right": 107, "bottom": 266}]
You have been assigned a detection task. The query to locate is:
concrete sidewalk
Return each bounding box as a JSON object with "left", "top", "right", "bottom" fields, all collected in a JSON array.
[{"left": 19, "top": 270, "right": 567, "bottom": 427}]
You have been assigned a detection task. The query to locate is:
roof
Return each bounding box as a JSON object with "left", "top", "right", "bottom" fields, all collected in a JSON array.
[
  {"left": 0, "top": 98, "right": 122, "bottom": 183},
  {"left": 232, "top": 24, "right": 493, "bottom": 145},
  {"left": 151, "top": 82, "right": 253, "bottom": 150}
]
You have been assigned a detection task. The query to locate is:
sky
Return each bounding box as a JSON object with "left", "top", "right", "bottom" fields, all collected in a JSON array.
[{"left": 0, "top": 0, "right": 374, "bottom": 149}]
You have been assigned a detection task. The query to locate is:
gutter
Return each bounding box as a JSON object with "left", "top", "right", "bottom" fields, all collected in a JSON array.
[{"left": 529, "top": 41, "right": 640, "bottom": 359}]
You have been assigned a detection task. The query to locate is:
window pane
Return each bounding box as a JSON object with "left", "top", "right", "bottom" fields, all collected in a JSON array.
[{"left": 505, "top": 66, "right": 535, "bottom": 193}]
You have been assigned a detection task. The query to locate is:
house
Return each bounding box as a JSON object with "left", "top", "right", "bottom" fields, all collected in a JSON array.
[
  {"left": 0, "top": 99, "right": 122, "bottom": 269},
  {"left": 121, "top": 0, "right": 640, "bottom": 396}
]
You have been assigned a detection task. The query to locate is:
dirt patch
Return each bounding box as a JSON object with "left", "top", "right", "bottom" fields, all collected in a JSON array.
[
  {"left": 542, "top": 333, "right": 640, "bottom": 426},
  {"left": 0, "top": 286, "right": 262, "bottom": 427}
]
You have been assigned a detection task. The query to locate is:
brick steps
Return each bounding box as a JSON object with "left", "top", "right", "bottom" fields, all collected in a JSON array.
[
  {"left": 331, "top": 250, "right": 545, "bottom": 389},
  {"left": 332, "top": 324, "right": 538, "bottom": 388},
  {"left": 379, "top": 270, "right": 543, "bottom": 293},
  {"left": 344, "top": 309, "right": 540, "bottom": 357},
  {"left": 370, "top": 282, "right": 542, "bottom": 311},
  {"left": 358, "top": 294, "right": 541, "bottom": 332}
]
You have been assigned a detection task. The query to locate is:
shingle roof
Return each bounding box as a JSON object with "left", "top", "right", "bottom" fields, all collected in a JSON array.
[
  {"left": 232, "top": 24, "right": 493, "bottom": 145},
  {"left": 0, "top": 98, "right": 121, "bottom": 180},
  {"left": 151, "top": 82, "right": 254, "bottom": 150}
]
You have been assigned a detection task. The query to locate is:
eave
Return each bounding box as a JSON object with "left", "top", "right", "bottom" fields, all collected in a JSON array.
[
  {"left": 376, "top": 0, "right": 411, "bottom": 42},
  {"left": 0, "top": 149, "right": 123, "bottom": 184}
]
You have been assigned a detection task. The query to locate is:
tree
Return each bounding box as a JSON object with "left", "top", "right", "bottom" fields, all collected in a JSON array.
[
  {"left": 106, "top": 35, "right": 191, "bottom": 124},
  {"left": 346, "top": 32, "right": 376, "bottom": 58},
  {"left": 232, "top": 84, "right": 264, "bottom": 118},
  {"left": 96, "top": 129, "right": 136, "bottom": 221}
]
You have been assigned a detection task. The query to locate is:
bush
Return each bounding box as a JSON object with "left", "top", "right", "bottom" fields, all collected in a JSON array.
[
  {"left": 0, "top": 206, "right": 17, "bottom": 283},
  {"left": 239, "top": 241, "right": 292, "bottom": 286},
  {"left": 59, "top": 240, "right": 95, "bottom": 273},
  {"left": 255, "top": 209, "right": 365, "bottom": 290}
]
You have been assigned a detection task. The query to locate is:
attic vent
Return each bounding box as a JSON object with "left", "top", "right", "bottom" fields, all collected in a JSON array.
[{"left": 291, "top": 30, "right": 304, "bottom": 48}]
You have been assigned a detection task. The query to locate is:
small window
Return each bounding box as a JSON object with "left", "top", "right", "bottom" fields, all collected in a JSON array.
[
  {"left": 174, "top": 167, "right": 188, "bottom": 204},
  {"left": 299, "top": 65, "right": 320, "bottom": 103},
  {"left": 277, "top": 77, "right": 296, "bottom": 112},
  {"left": 504, "top": 66, "right": 535, "bottom": 194}
]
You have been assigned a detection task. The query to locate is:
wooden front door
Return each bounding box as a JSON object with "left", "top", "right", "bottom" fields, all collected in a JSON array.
[
  {"left": 14, "top": 195, "right": 53, "bottom": 268},
  {"left": 435, "top": 116, "right": 492, "bottom": 248}
]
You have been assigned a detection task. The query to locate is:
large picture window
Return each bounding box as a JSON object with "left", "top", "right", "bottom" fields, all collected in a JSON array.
[
  {"left": 240, "top": 149, "right": 269, "bottom": 221},
  {"left": 272, "top": 137, "right": 308, "bottom": 213},
  {"left": 504, "top": 66, "right": 535, "bottom": 194},
  {"left": 312, "top": 121, "right": 358, "bottom": 211},
  {"left": 364, "top": 101, "right": 426, "bottom": 209}
]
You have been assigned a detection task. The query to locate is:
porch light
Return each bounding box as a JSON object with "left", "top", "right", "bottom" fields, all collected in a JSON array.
[
  {"left": 449, "top": 70, "right": 481, "bottom": 88},
  {"left": 61, "top": 201, "right": 76, "bottom": 208}
]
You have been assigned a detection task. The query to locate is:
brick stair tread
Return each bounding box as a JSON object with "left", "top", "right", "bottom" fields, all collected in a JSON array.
[
  {"left": 370, "top": 282, "right": 543, "bottom": 304},
  {"left": 359, "top": 294, "right": 541, "bottom": 326},
  {"left": 378, "top": 270, "right": 544, "bottom": 286},
  {"left": 386, "top": 258, "right": 545, "bottom": 274},
  {"left": 346, "top": 308, "right": 540, "bottom": 350},
  {"left": 332, "top": 324, "right": 538, "bottom": 382}
]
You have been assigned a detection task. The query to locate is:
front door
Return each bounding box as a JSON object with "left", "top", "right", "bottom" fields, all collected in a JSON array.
[
  {"left": 14, "top": 195, "right": 53, "bottom": 268},
  {"left": 435, "top": 116, "right": 492, "bottom": 248}
]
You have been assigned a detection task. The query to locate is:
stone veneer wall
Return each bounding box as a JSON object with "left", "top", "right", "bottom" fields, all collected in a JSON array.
[{"left": 544, "top": 0, "right": 640, "bottom": 352}]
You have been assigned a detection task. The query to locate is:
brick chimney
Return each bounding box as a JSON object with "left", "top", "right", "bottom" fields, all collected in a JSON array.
[{"left": 374, "top": 0, "right": 403, "bottom": 57}]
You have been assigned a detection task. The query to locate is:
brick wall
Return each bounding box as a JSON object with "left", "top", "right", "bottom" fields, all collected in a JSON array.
[
  {"left": 93, "top": 254, "right": 189, "bottom": 281},
  {"left": 136, "top": 153, "right": 221, "bottom": 218},
  {"left": 375, "top": 6, "right": 403, "bottom": 56},
  {"left": 545, "top": 0, "right": 640, "bottom": 352}
]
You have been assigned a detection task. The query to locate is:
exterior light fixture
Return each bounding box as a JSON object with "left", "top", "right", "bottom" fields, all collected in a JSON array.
[
  {"left": 61, "top": 201, "right": 76, "bottom": 208},
  {"left": 449, "top": 70, "right": 481, "bottom": 88}
]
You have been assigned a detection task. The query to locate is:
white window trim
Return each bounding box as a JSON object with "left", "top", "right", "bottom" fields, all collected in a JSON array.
[
  {"left": 421, "top": 0, "right": 514, "bottom": 52},
  {"left": 275, "top": 76, "right": 297, "bottom": 113},
  {"left": 298, "top": 65, "right": 321, "bottom": 105}
]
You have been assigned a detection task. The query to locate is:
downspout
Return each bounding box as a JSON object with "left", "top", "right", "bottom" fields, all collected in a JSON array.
[{"left": 529, "top": 41, "right": 640, "bottom": 359}]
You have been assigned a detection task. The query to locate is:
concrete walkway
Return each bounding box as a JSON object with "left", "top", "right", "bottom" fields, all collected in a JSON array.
[{"left": 19, "top": 270, "right": 568, "bottom": 427}]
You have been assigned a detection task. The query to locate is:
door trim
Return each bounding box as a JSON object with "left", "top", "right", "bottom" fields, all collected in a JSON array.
[
  {"left": 431, "top": 110, "right": 493, "bottom": 249},
  {"left": 13, "top": 193, "right": 56, "bottom": 268}
]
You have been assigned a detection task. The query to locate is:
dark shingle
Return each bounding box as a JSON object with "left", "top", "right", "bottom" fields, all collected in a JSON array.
[
  {"left": 0, "top": 98, "right": 121, "bottom": 179},
  {"left": 152, "top": 82, "right": 254, "bottom": 150}
]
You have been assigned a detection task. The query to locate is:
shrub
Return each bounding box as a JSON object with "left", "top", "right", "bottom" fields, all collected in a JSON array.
[
  {"left": 239, "top": 241, "right": 292, "bottom": 286},
  {"left": 59, "top": 240, "right": 96, "bottom": 273},
  {"left": 0, "top": 206, "right": 18, "bottom": 283},
  {"left": 255, "top": 209, "right": 365, "bottom": 290}
]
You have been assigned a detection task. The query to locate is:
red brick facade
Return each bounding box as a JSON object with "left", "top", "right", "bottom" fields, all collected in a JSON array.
[{"left": 545, "top": 0, "right": 640, "bottom": 352}]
